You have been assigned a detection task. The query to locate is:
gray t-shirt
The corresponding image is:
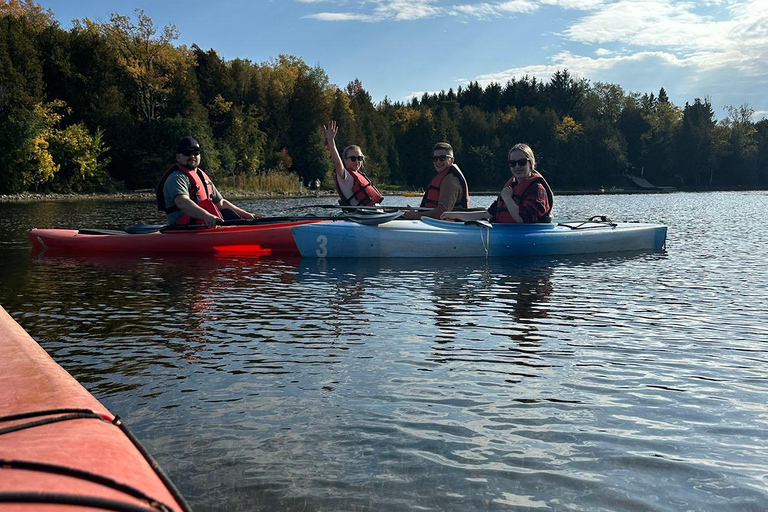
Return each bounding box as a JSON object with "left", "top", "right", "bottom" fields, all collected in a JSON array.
[{"left": 163, "top": 170, "right": 223, "bottom": 224}]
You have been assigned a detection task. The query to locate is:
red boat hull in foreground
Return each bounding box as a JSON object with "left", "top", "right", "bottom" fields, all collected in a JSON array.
[
  {"left": 28, "top": 219, "right": 322, "bottom": 255},
  {"left": 0, "top": 306, "right": 190, "bottom": 511}
]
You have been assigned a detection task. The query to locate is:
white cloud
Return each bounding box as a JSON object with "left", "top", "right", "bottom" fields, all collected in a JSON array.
[
  {"left": 302, "top": 0, "right": 768, "bottom": 115},
  {"left": 303, "top": 0, "right": 440, "bottom": 22},
  {"left": 452, "top": 1, "right": 539, "bottom": 18},
  {"left": 467, "top": 50, "right": 693, "bottom": 91},
  {"left": 563, "top": 1, "right": 730, "bottom": 49},
  {"left": 302, "top": 0, "right": 548, "bottom": 22},
  {"left": 310, "top": 12, "right": 376, "bottom": 21},
  {"left": 539, "top": 0, "right": 607, "bottom": 9}
]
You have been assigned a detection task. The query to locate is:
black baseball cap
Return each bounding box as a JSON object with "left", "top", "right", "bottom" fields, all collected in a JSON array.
[{"left": 177, "top": 136, "right": 200, "bottom": 153}]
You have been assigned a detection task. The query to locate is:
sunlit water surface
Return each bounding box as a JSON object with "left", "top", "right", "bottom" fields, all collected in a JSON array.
[{"left": 1, "top": 192, "right": 767, "bottom": 511}]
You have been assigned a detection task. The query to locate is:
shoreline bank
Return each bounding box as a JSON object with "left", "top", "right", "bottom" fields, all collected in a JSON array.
[{"left": 0, "top": 188, "right": 688, "bottom": 204}]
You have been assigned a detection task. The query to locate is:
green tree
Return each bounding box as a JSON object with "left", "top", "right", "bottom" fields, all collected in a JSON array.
[
  {"left": 286, "top": 65, "right": 330, "bottom": 183},
  {"left": 49, "top": 122, "right": 111, "bottom": 192},
  {"left": 347, "top": 79, "right": 393, "bottom": 184},
  {"left": 640, "top": 92, "right": 681, "bottom": 186},
  {"left": 0, "top": 10, "right": 46, "bottom": 192},
  {"left": 391, "top": 106, "right": 435, "bottom": 187},
  {"left": 102, "top": 9, "right": 181, "bottom": 126},
  {"left": 547, "top": 70, "right": 588, "bottom": 119},
  {"left": 719, "top": 104, "right": 758, "bottom": 187},
  {"left": 677, "top": 98, "right": 717, "bottom": 187},
  {"left": 755, "top": 119, "right": 768, "bottom": 188}
]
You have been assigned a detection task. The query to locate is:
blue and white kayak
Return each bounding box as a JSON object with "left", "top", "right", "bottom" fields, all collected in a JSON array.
[{"left": 291, "top": 216, "right": 667, "bottom": 258}]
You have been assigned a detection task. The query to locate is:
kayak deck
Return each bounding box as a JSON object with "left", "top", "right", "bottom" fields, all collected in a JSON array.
[
  {"left": 0, "top": 306, "right": 190, "bottom": 511},
  {"left": 291, "top": 216, "right": 668, "bottom": 258},
  {"left": 28, "top": 220, "right": 323, "bottom": 255}
]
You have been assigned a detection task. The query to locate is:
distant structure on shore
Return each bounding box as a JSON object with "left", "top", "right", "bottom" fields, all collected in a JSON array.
[{"left": 625, "top": 175, "right": 677, "bottom": 192}]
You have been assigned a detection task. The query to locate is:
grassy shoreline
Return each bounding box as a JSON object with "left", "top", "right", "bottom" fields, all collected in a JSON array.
[
  {"left": 0, "top": 190, "right": 337, "bottom": 204},
  {"left": 0, "top": 188, "right": 683, "bottom": 204}
]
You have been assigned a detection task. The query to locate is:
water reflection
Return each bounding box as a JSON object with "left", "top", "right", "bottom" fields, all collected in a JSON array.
[
  {"left": 5, "top": 194, "right": 768, "bottom": 511},
  {"left": 23, "top": 252, "right": 303, "bottom": 392}
]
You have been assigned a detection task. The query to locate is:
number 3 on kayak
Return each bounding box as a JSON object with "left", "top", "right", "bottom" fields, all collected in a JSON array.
[{"left": 315, "top": 234, "right": 328, "bottom": 258}]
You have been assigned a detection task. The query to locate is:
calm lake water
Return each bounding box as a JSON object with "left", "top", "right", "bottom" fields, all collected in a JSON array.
[{"left": 1, "top": 191, "right": 767, "bottom": 511}]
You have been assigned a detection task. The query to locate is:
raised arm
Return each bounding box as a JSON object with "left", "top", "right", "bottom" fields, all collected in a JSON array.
[{"left": 324, "top": 120, "right": 346, "bottom": 179}]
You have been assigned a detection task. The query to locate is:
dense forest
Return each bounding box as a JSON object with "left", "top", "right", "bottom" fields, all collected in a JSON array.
[{"left": 2, "top": 0, "right": 767, "bottom": 195}]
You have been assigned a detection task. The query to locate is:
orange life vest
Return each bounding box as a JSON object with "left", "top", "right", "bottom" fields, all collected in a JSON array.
[
  {"left": 490, "top": 172, "right": 553, "bottom": 223},
  {"left": 420, "top": 165, "right": 470, "bottom": 209},
  {"left": 155, "top": 164, "right": 222, "bottom": 225},
  {"left": 335, "top": 168, "right": 384, "bottom": 206}
]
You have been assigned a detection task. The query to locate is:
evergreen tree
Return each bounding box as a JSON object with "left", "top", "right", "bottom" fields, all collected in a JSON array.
[{"left": 677, "top": 98, "right": 717, "bottom": 187}]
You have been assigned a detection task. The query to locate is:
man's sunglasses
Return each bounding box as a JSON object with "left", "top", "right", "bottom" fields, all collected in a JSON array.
[
  {"left": 347, "top": 155, "right": 365, "bottom": 162},
  {"left": 508, "top": 158, "right": 529, "bottom": 168},
  {"left": 181, "top": 149, "right": 201, "bottom": 156},
  {"left": 432, "top": 155, "right": 452, "bottom": 162}
]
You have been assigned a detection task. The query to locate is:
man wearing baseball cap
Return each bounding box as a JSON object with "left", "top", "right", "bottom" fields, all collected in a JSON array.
[{"left": 156, "top": 136, "right": 258, "bottom": 228}]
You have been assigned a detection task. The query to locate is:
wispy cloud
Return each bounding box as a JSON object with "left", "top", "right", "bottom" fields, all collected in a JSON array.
[
  {"left": 539, "top": 0, "right": 607, "bottom": 9},
  {"left": 559, "top": 0, "right": 768, "bottom": 77},
  {"left": 470, "top": 50, "right": 689, "bottom": 86},
  {"left": 563, "top": 1, "right": 731, "bottom": 50},
  {"left": 303, "top": 0, "right": 441, "bottom": 22},
  {"left": 452, "top": 1, "right": 539, "bottom": 19},
  {"left": 302, "top": 0, "right": 768, "bottom": 115},
  {"left": 301, "top": 0, "right": 547, "bottom": 22}
]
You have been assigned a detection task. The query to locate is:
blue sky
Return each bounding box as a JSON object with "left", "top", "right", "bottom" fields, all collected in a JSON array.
[{"left": 40, "top": 0, "right": 768, "bottom": 121}]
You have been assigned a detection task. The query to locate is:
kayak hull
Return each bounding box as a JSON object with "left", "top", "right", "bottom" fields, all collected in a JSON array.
[
  {"left": 0, "top": 306, "right": 189, "bottom": 511},
  {"left": 29, "top": 220, "right": 322, "bottom": 255},
  {"left": 292, "top": 217, "right": 668, "bottom": 258}
]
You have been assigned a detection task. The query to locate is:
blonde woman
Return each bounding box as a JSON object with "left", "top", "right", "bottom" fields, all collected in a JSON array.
[
  {"left": 442, "top": 143, "right": 553, "bottom": 223},
  {"left": 324, "top": 120, "right": 384, "bottom": 206}
]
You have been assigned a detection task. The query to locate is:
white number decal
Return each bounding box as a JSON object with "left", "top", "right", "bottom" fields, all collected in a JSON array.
[{"left": 316, "top": 235, "right": 328, "bottom": 258}]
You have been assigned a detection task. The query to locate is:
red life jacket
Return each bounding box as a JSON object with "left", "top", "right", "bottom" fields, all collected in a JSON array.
[
  {"left": 420, "top": 165, "right": 470, "bottom": 209},
  {"left": 335, "top": 168, "right": 384, "bottom": 206},
  {"left": 490, "top": 172, "right": 554, "bottom": 223},
  {"left": 155, "top": 164, "right": 222, "bottom": 225}
]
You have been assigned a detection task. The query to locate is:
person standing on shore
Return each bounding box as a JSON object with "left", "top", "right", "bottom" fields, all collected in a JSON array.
[
  {"left": 402, "top": 142, "right": 469, "bottom": 220},
  {"left": 324, "top": 120, "right": 384, "bottom": 206},
  {"left": 156, "top": 137, "right": 258, "bottom": 228}
]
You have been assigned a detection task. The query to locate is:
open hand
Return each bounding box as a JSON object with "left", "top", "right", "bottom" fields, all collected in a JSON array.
[{"left": 324, "top": 120, "right": 338, "bottom": 142}]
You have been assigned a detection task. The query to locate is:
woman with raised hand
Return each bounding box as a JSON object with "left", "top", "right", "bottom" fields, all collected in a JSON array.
[{"left": 324, "top": 120, "right": 384, "bottom": 206}]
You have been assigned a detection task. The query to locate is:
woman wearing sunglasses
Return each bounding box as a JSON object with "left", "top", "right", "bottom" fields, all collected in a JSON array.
[
  {"left": 402, "top": 142, "right": 470, "bottom": 220},
  {"left": 488, "top": 143, "right": 553, "bottom": 223},
  {"left": 442, "top": 143, "right": 553, "bottom": 223},
  {"left": 324, "top": 120, "right": 384, "bottom": 206},
  {"left": 156, "top": 136, "right": 259, "bottom": 228}
]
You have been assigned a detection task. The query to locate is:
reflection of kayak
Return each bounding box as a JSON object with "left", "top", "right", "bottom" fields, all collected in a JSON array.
[
  {"left": 292, "top": 216, "right": 667, "bottom": 258},
  {"left": 0, "top": 306, "right": 191, "bottom": 511}
]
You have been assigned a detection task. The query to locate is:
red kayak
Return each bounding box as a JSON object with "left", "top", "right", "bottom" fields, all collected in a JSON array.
[
  {"left": 28, "top": 218, "right": 324, "bottom": 255},
  {"left": 0, "top": 306, "right": 191, "bottom": 511},
  {"left": 27, "top": 212, "right": 404, "bottom": 255}
]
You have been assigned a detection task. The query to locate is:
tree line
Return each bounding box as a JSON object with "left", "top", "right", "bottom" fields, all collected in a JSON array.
[{"left": 2, "top": 1, "right": 767, "bottom": 195}]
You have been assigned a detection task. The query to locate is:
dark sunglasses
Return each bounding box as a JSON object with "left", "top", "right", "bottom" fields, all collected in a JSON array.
[
  {"left": 347, "top": 155, "right": 364, "bottom": 162},
  {"left": 432, "top": 155, "right": 452, "bottom": 162},
  {"left": 508, "top": 158, "right": 529, "bottom": 168},
  {"left": 181, "top": 149, "right": 201, "bottom": 156}
]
